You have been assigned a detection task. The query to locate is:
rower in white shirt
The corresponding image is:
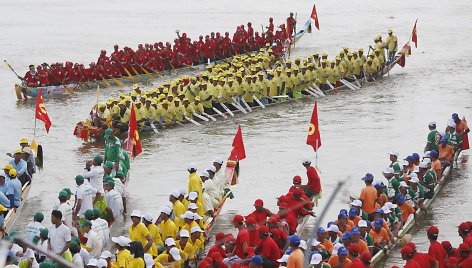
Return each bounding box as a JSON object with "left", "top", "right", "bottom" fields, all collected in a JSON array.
[{"left": 83, "top": 155, "right": 105, "bottom": 194}]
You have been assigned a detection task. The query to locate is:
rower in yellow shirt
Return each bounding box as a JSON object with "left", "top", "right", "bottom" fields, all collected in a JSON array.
[
  {"left": 169, "top": 191, "right": 186, "bottom": 227},
  {"left": 176, "top": 230, "right": 196, "bottom": 261},
  {"left": 267, "top": 71, "right": 279, "bottom": 98},
  {"left": 160, "top": 101, "right": 174, "bottom": 124},
  {"left": 327, "top": 62, "right": 339, "bottom": 87},
  {"left": 157, "top": 207, "right": 178, "bottom": 240},
  {"left": 291, "top": 68, "right": 303, "bottom": 98},
  {"left": 142, "top": 214, "right": 163, "bottom": 256},
  {"left": 128, "top": 210, "right": 154, "bottom": 255},
  {"left": 358, "top": 48, "right": 367, "bottom": 65},
  {"left": 352, "top": 52, "right": 363, "bottom": 78},
  {"left": 187, "top": 164, "right": 203, "bottom": 203},
  {"left": 193, "top": 97, "right": 204, "bottom": 115},
  {"left": 134, "top": 102, "right": 146, "bottom": 126},
  {"left": 317, "top": 60, "right": 330, "bottom": 91},
  {"left": 180, "top": 211, "right": 200, "bottom": 233},
  {"left": 155, "top": 246, "right": 184, "bottom": 268},
  {"left": 386, "top": 29, "right": 398, "bottom": 64},
  {"left": 363, "top": 58, "right": 376, "bottom": 78},
  {"left": 374, "top": 49, "right": 385, "bottom": 70},
  {"left": 283, "top": 69, "right": 295, "bottom": 97},
  {"left": 189, "top": 226, "right": 205, "bottom": 252},
  {"left": 345, "top": 54, "right": 354, "bottom": 78},
  {"left": 115, "top": 102, "right": 131, "bottom": 129},
  {"left": 182, "top": 98, "right": 195, "bottom": 118},
  {"left": 171, "top": 99, "right": 185, "bottom": 121},
  {"left": 335, "top": 57, "right": 345, "bottom": 79}
]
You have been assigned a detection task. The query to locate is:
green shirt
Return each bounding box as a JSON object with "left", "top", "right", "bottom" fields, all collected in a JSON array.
[
  {"left": 390, "top": 161, "right": 402, "bottom": 174},
  {"left": 427, "top": 130, "right": 441, "bottom": 151},
  {"left": 105, "top": 136, "right": 121, "bottom": 162},
  {"left": 388, "top": 177, "right": 400, "bottom": 197},
  {"left": 423, "top": 171, "right": 436, "bottom": 192},
  {"left": 363, "top": 232, "right": 374, "bottom": 246},
  {"left": 361, "top": 211, "right": 369, "bottom": 220},
  {"left": 447, "top": 131, "right": 463, "bottom": 150}
]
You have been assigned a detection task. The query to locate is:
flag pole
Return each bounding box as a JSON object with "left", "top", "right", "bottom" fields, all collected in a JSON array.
[{"left": 315, "top": 139, "right": 319, "bottom": 167}]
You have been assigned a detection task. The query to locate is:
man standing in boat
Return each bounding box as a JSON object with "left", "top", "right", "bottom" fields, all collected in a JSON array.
[
  {"left": 286, "top": 13, "right": 297, "bottom": 37},
  {"left": 104, "top": 128, "right": 122, "bottom": 172},
  {"left": 386, "top": 29, "right": 398, "bottom": 64},
  {"left": 302, "top": 159, "right": 321, "bottom": 199}
]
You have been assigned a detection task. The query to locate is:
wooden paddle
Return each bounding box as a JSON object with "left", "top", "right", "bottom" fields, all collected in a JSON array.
[
  {"left": 44, "top": 64, "right": 75, "bottom": 94},
  {"left": 111, "top": 54, "right": 136, "bottom": 81}
]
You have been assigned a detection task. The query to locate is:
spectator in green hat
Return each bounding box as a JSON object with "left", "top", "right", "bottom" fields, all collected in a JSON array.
[
  {"left": 25, "top": 212, "right": 45, "bottom": 242},
  {"left": 73, "top": 175, "right": 100, "bottom": 220},
  {"left": 104, "top": 179, "right": 123, "bottom": 221},
  {"left": 56, "top": 190, "right": 73, "bottom": 231},
  {"left": 81, "top": 220, "right": 103, "bottom": 258}
]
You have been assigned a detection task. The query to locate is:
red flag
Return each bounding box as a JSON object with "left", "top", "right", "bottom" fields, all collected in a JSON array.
[
  {"left": 127, "top": 103, "right": 142, "bottom": 157},
  {"left": 397, "top": 53, "right": 406, "bottom": 67},
  {"left": 411, "top": 20, "right": 418, "bottom": 48},
  {"left": 35, "top": 88, "right": 52, "bottom": 133},
  {"left": 229, "top": 125, "right": 246, "bottom": 161},
  {"left": 310, "top": 4, "right": 320, "bottom": 30},
  {"left": 306, "top": 101, "right": 321, "bottom": 152}
]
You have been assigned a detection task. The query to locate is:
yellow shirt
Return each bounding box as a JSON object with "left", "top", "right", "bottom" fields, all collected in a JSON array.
[
  {"left": 172, "top": 200, "right": 186, "bottom": 227},
  {"left": 158, "top": 218, "right": 178, "bottom": 240},
  {"left": 386, "top": 35, "right": 398, "bottom": 52},
  {"left": 268, "top": 78, "right": 279, "bottom": 97},
  {"left": 327, "top": 67, "right": 338, "bottom": 84},
  {"left": 147, "top": 223, "right": 163, "bottom": 254},
  {"left": 181, "top": 221, "right": 199, "bottom": 233},
  {"left": 113, "top": 249, "right": 132, "bottom": 268},
  {"left": 119, "top": 109, "right": 131, "bottom": 124},
  {"left": 127, "top": 258, "right": 145, "bottom": 268},
  {"left": 161, "top": 107, "right": 174, "bottom": 123},
  {"left": 172, "top": 104, "right": 185, "bottom": 121},
  {"left": 177, "top": 241, "right": 196, "bottom": 260},
  {"left": 129, "top": 223, "right": 153, "bottom": 255},
  {"left": 189, "top": 238, "right": 204, "bottom": 251},
  {"left": 352, "top": 58, "right": 362, "bottom": 76},
  {"left": 188, "top": 172, "right": 203, "bottom": 202}
]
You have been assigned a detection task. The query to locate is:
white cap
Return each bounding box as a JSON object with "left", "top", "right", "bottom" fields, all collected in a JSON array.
[
  {"left": 381, "top": 206, "right": 391, "bottom": 214},
  {"left": 299, "top": 240, "right": 307, "bottom": 250},
  {"left": 385, "top": 202, "right": 398, "bottom": 209},
  {"left": 188, "top": 163, "right": 197, "bottom": 171},
  {"left": 413, "top": 166, "right": 419, "bottom": 173},
  {"left": 423, "top": 158, "right": 431, "bottom": 164},
  {"left": 302, "top": 159, "right": 311, "bottom": 165},
  {"left": 111, "top": 236, "right": 129, "bottom": 247},
  {"left": 170, "top": 191, "right": 180, "bottom": 199},
  {"left": 311, "top": 239, "right": 321, "bottom": 246},
  {"left": 389, "top": 152, "right": 399, "bottom": 157},
  {"left": 188, "top": 192, "right": 198, "bottom": 200},
  {"left": 327, "top": 224, "right": 339, "bottom": 233},
  {"left": 358, "top": 220, "right": 368, "bottom": 227},
  {"left": 131, "top": 210, "right": 142, "bottom": 217},
  {"left": 192, "top": 213, "right": 203, "bottom": 220},
  {"left": 310, "top": 254, "right": 322, "bottom": 265},
  {"left": 447, "top": 119, "right": 456, "bottom": 128},
  {"left": 399, "top": 181, "right": 409, "bottom": 188},
  {"left": 0, "top": 171, "right": 5, "bottom": 178},
  {"left": 143, "top": 213, "right": 153, "bottom": 222},
  {"left": 180, "top": 230, "right": 190, "bottom": 238},
  {"left": 402, "top": 160, "right": 409, "bottom": 166},
  {"left": 207, "top": 165, "right": 216, "bottom": 173},
  {"left": 191, "top": 226, "right": 204, "bottom": 233},
  {"left": 277, "top": 255, "right": 290, "bottom": 263},
  {"left": 97, "top": 259, "right": 108, "bottom": 268},
  {"left": 423, "top": 151, "right": 431, "bottom": 158},
  {"left": 88, "top": 258, "right": 98, "bottom": 267},
  {"left": 428, "top": 121, "right": 436, "bottom": 127},
  {"left": 350, "top": 200, "right": 363, "bottom": 207},
  {"left": 165, "top": 237, "right": 176, "bottom": 246},
  {"left": 169, "top": 247, "right": 182, "bottom": 261},
  {"left": 179, "top": 188, "right": 187, "bottom": 196},
  {"left": 100, "top": 250, "right": 112, "bottom": 259},
  {"left": 419, "top": 162, "right": 428, "bottom": 168},
  {"left": 409, "top": 175, "right": 420, "bottom": 184},
  {"left": 188, "top": 203, "right": 198, "bottom": 210},
  {"left": 332, "top": 243, "right": 343, "bottom": 255},
  {"left": 144, "top": 254, "right": 154, "bottom": 268},
  {"left": 180, "top": 211, "right": 194, "bottom": 219},
  {"left": 213, "top": 157, "right": 224, "bottom": 165},
  {"left": 160, "top": 206, "right": 172, "bottom": 215},
  {"left": 383, "top": 167, "right": 394, "bottom": 174},
  {"left": 198, "top": 170, "right": 209, "bottom": 178}
]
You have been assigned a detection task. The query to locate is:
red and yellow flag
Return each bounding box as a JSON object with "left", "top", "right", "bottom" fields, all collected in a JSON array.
[
  {"left": 311, "top": 4, "right": 320, "bottom": 30},
  {"left": 411, "top": 19, "right": 418, "bottom": 48},
  {"left": 229, "top": 125, "right": 246, "bottom": 161},
  {"left": 307, "top": 101, "right": 321, "bottom": 152},
  {"left": 127, "top": 103, "right": 142, "bottom": 157},
  {"left": 35, "top": 88, "right": 52, "bottom": 133}
]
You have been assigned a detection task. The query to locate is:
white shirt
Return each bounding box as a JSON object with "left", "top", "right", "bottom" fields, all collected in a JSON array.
[
  {"left": 204, "top": 179, "right": 223, "bottom": 199},
  {"left": 25, "top": 221, "right": 45, "bottom": 242},
  {"left": 48, "top": 223, "right": 71, "bottom": 254},
  {"left": 72, "top": 253, "right": 84, "bottom": 267},
  {"left": 76, "top": 183, "right": 98, "bottom": 217},
  {"left": 85, "top": 229, "right": 103, "bottom": 258},
  {"left": 83, "top": 165, "right": 105, "bottom": 194},
  {"left": 105, "top": 189, "right": 123, "bottom": 219},
  {"left": 113, "top": 178, "right": 129, "bottom": 198},
  {"left": 213, "top": 169, "right": 227, "bottom": 191},
  {"left": 92, "top": 218, "right": 110, "bottom": 248},
  {"left": 57, "top": 202, "right": 73, "bottom": 229},
  {"left": 38, "top": 239, "right": 49, "bottom": 259},
  {"left": 79, "top": 247, "right": 90, "bottom": 266}
]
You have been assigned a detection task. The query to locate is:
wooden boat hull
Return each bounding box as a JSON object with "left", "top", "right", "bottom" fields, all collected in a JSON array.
[{"left": 1, "top": 181, "right": 32, "bottom": 238}]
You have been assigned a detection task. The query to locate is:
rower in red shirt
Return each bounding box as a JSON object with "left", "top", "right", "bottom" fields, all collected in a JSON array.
[
  {"left": 442, "top": 241, "right": 460, "bottom": 259},
  {"left": 401, "top": 245, "right": 422, "bottom": 268},
  {"left": 457, "top": 243, "right": 472, "bottom": 265},
  {"left": 232, "top": 215, "right": 249, "bottom": 259},
  {"left": 97, "top": 50, "right": 109, "bottom": 65},
  {"left": 267, "top": 18, "right": 274, "bottom": 33},
  {"left": 255, "top": 225, "right": 281, "bottom": 266},
  {"left": 207, "top": 232, "right": 227, "bottom": 258},
  {"left": 286, "top": 12, "right": 297, "bottom": 36},
  {"left": 245, "top": 217, "right": 260, "bottom": 247},
  {"left": 302, "top": 159, "right": 321, "bottom": 198},
  {"left": 36, "top": 66, "right": 50, "bottom": 86},
  {"left": 246, "top": 199, "right": 272, "bottom": 226},
  {"left": 289, "top": 176, "right": 303, "bottom": 192},
  {"left": 266, "top": 215, "right": 288, "bottom": 250},
  {"left": 23, "top": 64, "right": 39, "bottom": 87},
  {"left": 247, "top": 22, "right": 254, "bottom": 38},
  {"left": 404, "top": 242, "right": 438, "bottom": 268},
  {"left": 285, "top": 188, "right": 309, "bottom": 217},
  {"left": 427, "top": 226, "right": 447, "bottom": 268},
  {"left": 278, "top": 202, "right": 297, "bottom": 235}
]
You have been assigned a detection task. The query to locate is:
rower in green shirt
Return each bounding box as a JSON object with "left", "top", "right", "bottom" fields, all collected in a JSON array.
[
  {"left": 104, "top": 128, "right": 122, "bottom": 171},
  {"left": 446, "top": 121, "right": 463, "bottom": 152},
  {"left": 383, "top": 167, "right": 400, "bottom": 198},
  {"left": 425, "top": 121, "right": 441, "bottom": 152},
  {"left": 388, "top": 152, "right": 402, "bottom": 174}
]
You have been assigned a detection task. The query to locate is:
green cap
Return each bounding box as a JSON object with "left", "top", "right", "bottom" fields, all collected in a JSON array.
[
  {"left": 58, "top": 190, "right": 68, "bottom": 198},
  {"left": 39, "top": 260, "right": 55, "bottom": 268},
  {"left": 103, "top": 162, "right": 114, "bottom": 169},
  {"left": 93, "top": 155, "right": 104, "bottom": 164},
  {"left": 71, "top": 236, "right": 81, "bottom": 245},
  {"left": 34, "top": 212, "right": 44, "bottom": 221},
  {"left": 105, "top": 180, "right": 115, "bottom": 187},
  {"left": 116, "top": 170, "right": 125, "bottom": 178},
  {"left": 104, "top": 128, "right": 113, "bottom": 138},
  {"left": 62, "top": 188, "right": 73, "bottom": 196},
  {"left": 84, "top": 209, "right": 95, "bottom": 220},
  {"left": 39, "top": 228, "right": 48, "bottom": 237},
  {"left": 103, "top": 175, "right": 113, "bottom": 182},
  {"left": 74, "top": 175, "right": 84, "bottom": 182},
  {"left": 80, "top": 220, "right": 92, "bottom": 227},
  {"left": 32, "top": 236, "right": 40, "bottom": 244},
  {"left": 93, "top": 208, "right": 100, "bottom": 218}
]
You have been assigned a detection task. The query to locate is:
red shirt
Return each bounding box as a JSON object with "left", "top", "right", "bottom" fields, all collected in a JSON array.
[
  {"left": 306, "top": 166, "right": 321, "bottom": 193},
  {"left": 412, "top": 252, "right": 437, "bottom": 267},
  {"left": 404, "top": 259, "right": 422, "bottom": 268},
  {"left": 460, "top": 255, "right": 472, "bottom": 267},
  {"left": 270, "top": 228, "right": 287, "bottom": 248},
  {"left": 429, "top": 241, "right": 447, "bottom": 268},
  {"left": 256, "top": 236, "right": 281, "bottom": 263},
  {"left": 248, "top": 229, "right": 260, "bottom": 247},
  {"left": 349, "top": 259, "right": 368, "bottom": 268},
  {"left": 207, "top": 245, "right": 226, "bottom": 258},
  {"left": 280, "top": 211, "right": 297, "bottom": 235},
  {"left": 235, "top": 228, "right": 249, "bottom": 258}
]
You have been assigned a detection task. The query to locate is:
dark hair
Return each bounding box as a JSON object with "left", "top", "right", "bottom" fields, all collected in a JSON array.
[
  {"left": 51, "top": 210, "right": 62, "bottom": 220},
  {"left": 129, "top": 241, "right": 145, "bottom": 259}
]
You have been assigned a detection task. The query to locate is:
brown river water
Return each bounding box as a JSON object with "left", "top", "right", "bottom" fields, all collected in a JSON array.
[{"left": 1, "top": 0, "right": 471, "bottom": 266}]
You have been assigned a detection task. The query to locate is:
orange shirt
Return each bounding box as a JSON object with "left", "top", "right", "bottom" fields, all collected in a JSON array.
[
  {"left": 432, "top": 159, "right": 441, "bottom": 178},
  {"left": 360, "top": 186, "right": 377, "bottom": 214},
  {"left": 287, "top": 248, "right": 303, "bottom": 268},
  {"left": 438, "top": 145, "right": 454, "bottom": 160},
  {"left": 349, "top": 216, "right": 362, "bottom": 226},
  {"left": 399, "top": 202, "right": 415, "bottom": 222},
  {"left": 369, "top": 227, "right": 390, "bottom": 244},
  {"left": 328, "top": 255, "right": 351, "bottom": 268},
  {"left": 355, "top": 239, "right": 369, "bottom": 254},
  {"left": 320, "top": 239, "right": 333, "bottom": 254},
  {"left": 375, "top": 194, "right": 388, "bottom": 208}
]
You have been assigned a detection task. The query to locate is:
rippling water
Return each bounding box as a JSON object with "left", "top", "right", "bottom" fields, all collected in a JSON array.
[{"left": 1, "top": 0, "right": 471, "bottom": 266}]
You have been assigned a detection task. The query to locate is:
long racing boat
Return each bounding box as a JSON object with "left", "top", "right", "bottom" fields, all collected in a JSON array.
[{"left": 1, "top": 181, "right": 32, "bottom": 238}]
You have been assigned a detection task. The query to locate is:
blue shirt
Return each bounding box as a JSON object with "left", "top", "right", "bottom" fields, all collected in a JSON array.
[
  {"left": 9, "top": 159, "right": 28, "bottom": 176},
  {"left": 0, "top": 182, "right": 13, "bottom": 196},
  {"left": 7, "top": 178, "right": 22, "bottom": 207}
]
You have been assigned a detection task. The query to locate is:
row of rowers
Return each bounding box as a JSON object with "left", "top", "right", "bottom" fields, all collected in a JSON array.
[{"left": 18, "top": 157, "right": 230, "bottom": 267}]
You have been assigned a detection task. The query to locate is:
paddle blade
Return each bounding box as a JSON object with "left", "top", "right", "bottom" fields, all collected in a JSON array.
[{"left": 36, "top": 144, "right": 43, "bottom": 170}]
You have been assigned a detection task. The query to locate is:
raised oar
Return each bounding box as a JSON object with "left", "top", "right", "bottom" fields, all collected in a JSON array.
[
  {"left": 326, "top": 81, "right": 339, "bottom": 94},
  {"left": 339, "top": 79, "right": 358, "bottom": 91},
  {"left": 239, "top": 97, "right": 252, "bottom": 112},
  {"left": 252, "top": 95, "right": 265, "bottom": 108},
  {"left": 44, "top": 63, "right": 75, "bottom": 94},
  {"left": 111, "top": 54, "right": 136, "bottom": 81},
  {"left": 231, "top": 96, "right": 249, "bottom": 113},
  {"left": 202, "top": 112, "right": 217, "bottom": 121},
  {"left": 111, "top": 77, "right": 125, "bottom": 87},
  {"left": 219, "top": 102, "right": 235, "bottom": 116},
  {"left": 148, "top": 120, "right": 159, "bottom": 133},
  {"left": 342, "top": 78, "right": 360, "bottom": 90},
  {"left": 4, "top": 60, "right": 23, "bottom": 80},
  {"left": 193, "top": 113, "right": 210, "bottom": 122}
]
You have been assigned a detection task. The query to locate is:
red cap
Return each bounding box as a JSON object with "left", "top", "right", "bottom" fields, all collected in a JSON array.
[
  {"left": 232, "top": 215, "right": 244, "bottom": 223},
  {"left": 293, "top": 188, "right": 303, "bottom": 197},
  {"left": 215, "top": 232, "right": 225, "bottom": 242},
  {"left": 458, "top": 222, "right": 470, "bottom": 232},
  {"left": 209, "top": 252, "right": 223, "bottom": 262},
  {"left": 254, "top": 199, "right": 264, "bottom": 207},
  {"left": 279, "top": 202, "right": 288, "bottom": 209},
  {"left": 458, "top": 243, "right": 470, "bottom": 252},
  {"left": 426, "top": 226, "right": 439, "bottom": 235},
  {"left": 225, "top": 233, "right": 236, "bottom": 243},
  {"left": 360, "top": 252, "right": 372, "bottom": 263},
  {"left": 406, "top": 242, "right": 416, "bottom": 250},
  {"left": 245, "top": 217, "right": 256, "bottom": 225},
  {"left": 198, "top": 261, "right": 211, "bottom": 268},
  {"left": 258, "top": 225, "right": 269, "bottom": 234},
  {"left": 348, "top": 243, "right": 361, "bottom": 253},
  {"left": 447, "top": 257, "right": 459, "bottom": 266},
  {"left": 244, "top": 247, "right": 255, "bottom": 257},
  {"left": 277, "top": 195, "right": 288, "bottom": 203},
  {"left": 267, "top": 215, "right": 279, "bottom": 223},
  {"left": 441, "top": 241, "right": 452, "bottom": 250},
  {"left": 400, "top": 245, "right": 414, "bottom": 255},
  {"left": 293, "top": 175, "right": 302, "bottom": 183}
]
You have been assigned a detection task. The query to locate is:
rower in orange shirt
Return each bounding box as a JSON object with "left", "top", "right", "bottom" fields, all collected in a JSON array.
[
  {"left": 369, "top": 218, "right": 391, "bottom": 254},
  {"left": 429, "top": 150, "right": 442, "bottom": 180},
  {"left": 396, "top": 193, "right": 416, "bottom": 223},
  {"left": 350, "top": 227, "right": 370, "bottom": 255},
  {"left": 316, "top": 227, "right": 333, "bottom": 254},
  {"left": 328, "top": 246, "right": 351, "bottom": 268},
  {"left": 438, "top": 136, "right": 454, "bottom": 166},
  {"left": 348, "top": 207, "right": 362, "bottom": 226},
  {"left": 358, "top": 173, "right": 377, "bottom": 220}
]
